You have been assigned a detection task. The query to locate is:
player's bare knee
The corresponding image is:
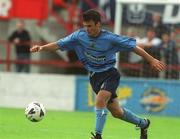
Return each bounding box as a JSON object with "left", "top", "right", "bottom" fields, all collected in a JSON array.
[
  {"left": 96, "top": 97, "right": 107, "bottom": 108},
  {"left": 96, "top": 91, "right": 111, "bottom": 108}
]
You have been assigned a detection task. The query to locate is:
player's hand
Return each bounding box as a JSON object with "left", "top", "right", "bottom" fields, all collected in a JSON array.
[
  {"left": 150, "top": 58, "right": 166, "bottom": 71},
  {"left": 30, "top": 45, "right": 43, "bottom": 53}
]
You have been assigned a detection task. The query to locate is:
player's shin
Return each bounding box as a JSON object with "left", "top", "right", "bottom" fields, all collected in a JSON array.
[
  {"left": 121, "top": 108, "right": 148, "bottom": 129},
  {"left": 95, "top": 108, "right": 108, "bottom": 135}
]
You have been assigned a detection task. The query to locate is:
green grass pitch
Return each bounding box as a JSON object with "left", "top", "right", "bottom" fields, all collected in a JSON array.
[{"left": 0, "top": 107, "right": 180, "bottom": 139}]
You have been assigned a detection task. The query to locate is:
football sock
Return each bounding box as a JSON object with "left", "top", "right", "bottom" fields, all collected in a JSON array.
[
  {"left": 95, "top": 108, "right": 108, "bottom": 135},
  {"left": 121, "top": 108, "right": 148, "bottom": 128}
]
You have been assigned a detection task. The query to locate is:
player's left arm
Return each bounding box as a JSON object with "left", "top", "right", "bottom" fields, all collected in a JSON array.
[{"left": 133, "top": 46, "right": 166, "bottom": 71}]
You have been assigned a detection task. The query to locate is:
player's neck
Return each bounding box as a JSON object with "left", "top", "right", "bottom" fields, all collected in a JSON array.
[{"left": 91, "top": 29, "right": 101, "bottom": 38}]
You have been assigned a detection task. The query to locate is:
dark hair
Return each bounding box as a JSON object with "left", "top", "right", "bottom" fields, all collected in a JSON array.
[
  {"left": 82, "top": 9, "right": 101, "bottom": 24},
  {"left": 162, "top": 31, "right": 170, "bottom": 36},
  {"left": 146, "top": 27, "right": 156, "bottom": 32}
]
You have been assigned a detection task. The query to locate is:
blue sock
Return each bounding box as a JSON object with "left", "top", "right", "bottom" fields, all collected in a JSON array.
[
  {"left": 95, "top": 108, "right": 108, "bottom": 134},
  {"left": 121, "top": 108, "right": 147, "bottom": 128}
]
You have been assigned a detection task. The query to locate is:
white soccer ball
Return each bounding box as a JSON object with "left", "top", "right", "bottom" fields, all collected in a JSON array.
[{"left": 25, "top": 101, "right": 46, "bottom": 122}]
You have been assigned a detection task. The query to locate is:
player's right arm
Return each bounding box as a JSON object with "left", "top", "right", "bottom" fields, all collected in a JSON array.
[
  {"left": 133, "top": 45, "right": 166, "bottom": 71},
  {"left": 30, "top": 30, "right": 80, "bottom": 53},
  {"left": 30, "top": 42, "right": 59, "bottom": 53}
]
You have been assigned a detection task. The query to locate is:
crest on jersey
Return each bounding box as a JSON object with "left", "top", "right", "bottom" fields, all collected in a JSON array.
[{"left": 90, "top": 42, "right": 96, "bottom": 48}]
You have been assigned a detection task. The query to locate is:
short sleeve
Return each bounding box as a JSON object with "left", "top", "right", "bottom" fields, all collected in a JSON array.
[
  {"left": 111, "top": 34, "right": 136, "bottom": 52},
  {"left": 56, "top": 30, "right": 79, "bottom": 51}
]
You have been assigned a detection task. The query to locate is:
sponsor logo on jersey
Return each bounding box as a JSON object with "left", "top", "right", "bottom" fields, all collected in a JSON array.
[{"left": 84, "top": 52, "right": 106, "bottom": 62}]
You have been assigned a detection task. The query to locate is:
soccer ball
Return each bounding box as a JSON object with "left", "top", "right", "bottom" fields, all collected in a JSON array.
[{"left": 25, "top": 101, "right": 46, "bottom": 122}]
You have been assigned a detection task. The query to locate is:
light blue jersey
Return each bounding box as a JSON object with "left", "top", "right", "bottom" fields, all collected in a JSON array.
[{"left": 56, "top": 29, "right": 136, "bottom": 72}]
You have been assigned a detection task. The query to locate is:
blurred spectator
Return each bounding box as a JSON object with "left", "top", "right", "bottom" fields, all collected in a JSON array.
[
  {"left": 138, "top": 28, "right": 161, "bottom": 49},
  {"left": 138, "top": 28, "right": 162, "bottom": 78},
  {"left": 127, "top": 27, "right": 142, "bottom": 63},
  {"left": 8, "top": 20, "right": 31, "bottom": 73},
  {"left": 125, "top": 27, "right": 142, "bottom": 77},
  {"left": 161, "top": 32, "right": 179, "bottom": 79},
  {"left": 148, "top": 12, "right": 170, "bottom": 39}
]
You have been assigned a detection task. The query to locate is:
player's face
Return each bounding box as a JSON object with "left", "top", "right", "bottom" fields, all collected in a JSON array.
[{"left": 83, "top": 20, "right": 101, "bottom": 37}]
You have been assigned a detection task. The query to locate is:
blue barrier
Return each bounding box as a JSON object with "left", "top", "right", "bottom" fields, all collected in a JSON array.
[{"left": 75, "top": 76, "right": 180, "bottom": 116}]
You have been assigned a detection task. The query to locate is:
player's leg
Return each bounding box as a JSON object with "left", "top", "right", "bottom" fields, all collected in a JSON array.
[
  {"left": 92, "top": 90, "right": 110, "bottom": 139},
  {"left": 89, "top": 68, "right": 119, "bottom": 139},
  {"left": 107, "top": 99, "right": 150, "bottom": 139},
  {"left": 96, "top": 90, "right": 111, "bottom": 108},
  {"left": 107, "top": 98, "right": 147, "bottom": 127}
]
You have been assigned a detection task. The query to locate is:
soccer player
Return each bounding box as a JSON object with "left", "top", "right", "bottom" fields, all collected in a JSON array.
[{"left": 30, "top": 9, "right": 165, "bottom": 139}]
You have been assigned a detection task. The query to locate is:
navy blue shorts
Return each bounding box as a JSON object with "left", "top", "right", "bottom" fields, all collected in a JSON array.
[{"left": 89, "top": 67, "right": 120, "bottom": 103}]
